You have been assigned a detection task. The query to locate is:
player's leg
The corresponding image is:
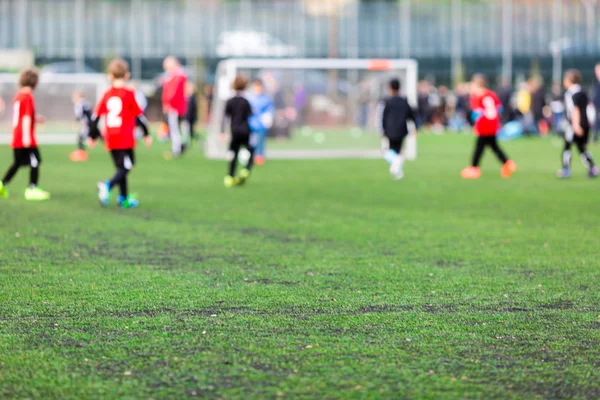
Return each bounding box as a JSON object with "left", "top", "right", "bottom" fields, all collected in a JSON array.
[
  {"left": 254, "top": 130, "right": 267, "bottom": 165},
  {"left": 238, "top": 138, "right": 255, "bottom": 185},
  {"left": 24, "top": 149, "right": 50, "bottom": 201},
  {"left": 574, "top": 131, "right": 599, "bottom": 177},
  {"left": 387, "top": 138, "right": 405, "bottom": 180},
  {"left": 0, "top": 150, "right": 24, "bottom": 198},
  {"left": 225, "top": 137, "right": 241, "bottom": 188},
  {"left": 489, "top": 136, "right": 516, "bottom": 178},
  {"left": 167, "top": 111, "right": 183, "bottom": 157},
  {"left": 117, "top": 151, "right": 138, "bottom": 208},
  {"left": 558, "top": 135, "right": 573, "bottom": 179},
  {"left": 70, "top": 129, "right": 89, "bottom": 162},
  {"left": 462, "top": 137, "right": 485, "bottom": 179}
]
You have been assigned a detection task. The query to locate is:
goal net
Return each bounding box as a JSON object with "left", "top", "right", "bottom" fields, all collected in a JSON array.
[
  {"left": 0, "top": 73, "right": 109, "bottom": 144},
  {"left": 207, "top": 58, "right": 418, "bottom": 160}
]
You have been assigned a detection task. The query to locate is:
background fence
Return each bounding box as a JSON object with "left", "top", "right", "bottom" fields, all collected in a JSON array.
[{"left": 0, "top": 0, "right": 599, "bottom": 83}]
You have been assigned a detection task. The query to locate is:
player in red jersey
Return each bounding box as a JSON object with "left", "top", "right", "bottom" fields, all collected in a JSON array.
[
  {"left": 461, "top": 74, "right": 517, "bottom": 179},
  {"left": 161, "top": 56, "right": 188, "bottom": 159},
  {"left": 89, "top": 59, "right": 152, "bottom": 208},
  {"left": 0, "top": 69, "right": 50, "bottom": 201}
]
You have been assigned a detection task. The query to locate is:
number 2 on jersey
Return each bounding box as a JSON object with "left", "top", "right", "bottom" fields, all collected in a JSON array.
[
  {"left": 106, "top": 97, "right": 123, "bottom": 128},
  {"left": 482, "top": 96, "right": 498, "bottom": 119}
]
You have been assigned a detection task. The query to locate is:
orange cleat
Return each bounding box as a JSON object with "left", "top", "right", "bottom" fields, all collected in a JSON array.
[
  {"left": 254, "top": 155, "right": 266, "bottom": 166},
  {"left": 461, "top": 166, "right": 481, "bottom": 179},
  {"left": 501, "top": 160, "right": 517, "bottom": 179},
  {"left": 69, "top": 149, "right": 88, "bottom": 162}
]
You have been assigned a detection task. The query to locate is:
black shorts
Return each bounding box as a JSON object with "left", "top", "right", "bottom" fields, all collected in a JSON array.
[
  {"left": 110, "top": 149, "right": 135, "bottom": 171},
  {"left": 13, "top": 148, "right": 41, "bottom": 167},
  {"left": 229, "top": 134, "right": 252, "bottom": 152},
  {"left": 388, "top": 136, "right": 406, "bottom": 153}
]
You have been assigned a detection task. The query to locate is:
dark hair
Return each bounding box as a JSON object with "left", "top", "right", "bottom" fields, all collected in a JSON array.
[
  {"left": 389, "top": 78, "right": 400, "bottom": 92},
  {"left": 108, "top": 58, "right": 129, "bottom": 79},
  {"left": 19, "top": 69, "right": 39, "bottom": 89},
  {"left": 564, "top": 69, "right": 582, "bottom": 85},
  {"left": 232, "top": 75, "right": 249, "bottom": 91}
]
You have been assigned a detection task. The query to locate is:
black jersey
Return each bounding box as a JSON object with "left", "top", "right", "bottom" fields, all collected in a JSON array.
[
  {"left": 375, "top": 95, "right": 415, "bottom": 140},
  {"left": 74, "top": 100, "right": 93, "bottom": 130},
  {"left": 565, "top": 84, "right": 590, "bottom": 131},
  {"left": 225, "top": 94, "right": 252, "bottom": 136}
]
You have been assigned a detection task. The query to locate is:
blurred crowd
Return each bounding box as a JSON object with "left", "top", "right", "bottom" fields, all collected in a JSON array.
[{"left": 406, "top": 64, "right": 600, "bottom": 141}]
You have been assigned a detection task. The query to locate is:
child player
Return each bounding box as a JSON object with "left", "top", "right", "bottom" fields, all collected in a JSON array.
[
  {"left": 89, "top": 59, "right": 152, "bottom": 208},
  {"left": 224, "top": 75, "right": 254, "bottom": 188},
  {"left": 375, "top": 78, "right": 416, "bottom": 180},
  {"left": 461, "top": 74, "right": 517, "bottom": 179},
  {"left": 557, "top": 69, "right": 599, "bottom": 179},
  {"left": 0, "top": 69, "right": 50, "bottom": 201},
  {"left": 70, "top": 90, "right": 93, "bottom": 162}
]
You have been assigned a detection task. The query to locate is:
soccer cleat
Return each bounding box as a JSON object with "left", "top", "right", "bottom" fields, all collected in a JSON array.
[
  {"left": 0, "top": 181, "right": 8, "bottom": 199},
  {"left": 237, "top": 169, "right": 250, "bottom": 185},
  {"left": 224, "top": 175, "right": 236, "bottom": 188},
  {"left": 589, "top": 166, "right": 599, "bottom": 178},
  {"left": 557, "top": 168, "right": 571, "bottom": 179},
  {"left": 118, "top": 195, "right": 139, "bottom": 209},
  {"left": 24, "top": 187, "right": 50, "bottom": 201},
  {"left": 97, "top": 181, "right": 111, "bottom": 207},
  {"left": 461, "top": 166, "right": 481, "bottom": 179},
  {"left": 255, "top": 155, "right": 266, "bottom": 166},
  {"left": 69, "top": 149, "right": 88, "bottom": 162},
  {"left": 501, "top": 160, "right": 517, "bottom": 179}
]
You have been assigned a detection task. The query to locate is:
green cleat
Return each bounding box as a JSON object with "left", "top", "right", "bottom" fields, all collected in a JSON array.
[
  {"left": 118, "top": 195, "right": 139, "bottom": 209},
  {"left": 0, "top": 181, "right": 8, "bottom": 199},
  {"left": 224, "top": 175, "right": 236, "bottom": 188},
  {"left": 237, "top": 168, "right": 250, "bottom": 185},
  {"left": 24, "top": 186, "right": 50, "bottom": 201}
]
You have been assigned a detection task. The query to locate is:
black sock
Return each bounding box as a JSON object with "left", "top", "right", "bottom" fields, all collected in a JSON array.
[
  {"left": 30, "top": 167, "right": 39, "bottom": 187},
  {"left": 2, "top": 163, "right": 20, "bottom": 185}
]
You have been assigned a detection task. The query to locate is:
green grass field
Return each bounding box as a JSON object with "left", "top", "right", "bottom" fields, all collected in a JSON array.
[{"left": 1, "top": 135, "right": 599, "bottom": 399}]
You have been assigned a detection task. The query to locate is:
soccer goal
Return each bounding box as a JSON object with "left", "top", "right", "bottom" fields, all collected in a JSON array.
[
  {"left": 0, "top": 73, "right": 109, "bottom": 144},
  {"left": 207, "top": 58, "right": 418, "bottom": 160}
]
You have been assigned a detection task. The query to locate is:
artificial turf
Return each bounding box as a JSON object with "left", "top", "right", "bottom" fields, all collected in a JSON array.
[{"left": 1, "top": 135, "right": 599, "bottom": 399}]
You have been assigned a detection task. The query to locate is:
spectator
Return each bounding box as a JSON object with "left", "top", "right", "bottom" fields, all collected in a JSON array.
[
  {"left": 497, "top": 77, "right": 514, "bottom": 124},
  {"left": 550, "top": 83, "right": 565, "bottom": 135},
  {"left": 185, "top": 82, "right": 198, "bottom": 141},
  {"left": 530, "top": 77, "right": 547, "bottom": 134},
  {"left": 293, "top": 83, "right": 307, "bottom": 127},
  {"left": 592, "top": 63, "right": 600, "bottom": 142}
]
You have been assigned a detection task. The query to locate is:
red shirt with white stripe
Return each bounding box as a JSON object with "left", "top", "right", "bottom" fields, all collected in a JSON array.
[
  {"left": 161, "top": 69, "right": 187, "bottom": 116},
  {"left": 12, "top": 90, "right": 37, "bottom": 149},
  {"left": 470, "top": 89, "right": 501, "bottom": 136}
]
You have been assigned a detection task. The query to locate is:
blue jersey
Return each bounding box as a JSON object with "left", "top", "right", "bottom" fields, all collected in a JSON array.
[{"left": 249, "top": 93, "right": 275, "bottom": 133}]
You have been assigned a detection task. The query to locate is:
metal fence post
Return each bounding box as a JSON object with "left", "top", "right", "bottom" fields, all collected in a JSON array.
[
  {"left": 451, "top": 0, "right": 462, "bottom": 83},
  {"left": 401, "top": 0, "right": 411, "bottom": 59},
  {"left": 551, "top": 0, "right": 563, "bottom": 85},
  {"left": 74, "top": 0, "right": 85, "bottom": 73},
  {"left": 130, "top": 0, "right": 142, "bottom": 80},
  {"left": 502, "top": 0, "right": 513, "bottom": 83},
  {"left": 18, "top": 0, "right": 28, "bottom": 50}
]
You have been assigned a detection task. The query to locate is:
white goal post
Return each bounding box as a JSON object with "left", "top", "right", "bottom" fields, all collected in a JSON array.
[{"left": 207, "top": 58, "right": 418, "bottom": 160}]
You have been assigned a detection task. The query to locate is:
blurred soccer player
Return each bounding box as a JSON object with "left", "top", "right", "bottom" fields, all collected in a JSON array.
[
  {"left": 162, "top": 56, "right": 188, "bottom": 159},
  {"left": 0, "top": 69, "right": 50, "bottom": 201},
  {"left": 557, "top": 69, "right": 599, "bottom": 179},
  {"left": 461, "top": 74, "right": 516, "bottom": 180},
  {"left": 249, "top": 79, "right": 274, "bottom": 166},
  {"left": 70, "top": 91, "right": 92, "bottom": 162},
  {"left": 89, "top": 59, "right": 152, "bottom": 208},
  {"left": 375, "top": 78, "right": 416, "bottom": 180},
  {"left": 224, "top": 75, "right": 254, "bottom": 188}
]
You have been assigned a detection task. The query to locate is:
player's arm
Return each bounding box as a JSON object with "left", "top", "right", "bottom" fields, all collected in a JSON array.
[{"left": 375, "top": 101, "right": 385, "bottom": 136}]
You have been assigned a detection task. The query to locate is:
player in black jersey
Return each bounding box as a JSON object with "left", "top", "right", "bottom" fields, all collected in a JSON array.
[
  {"left": 558, "top": 69, "right": 599, "bottom": 179},
  {"left": 70, "top": 91, "right": 93, "bottom": 162},
  {"left": 223, "top": 75, "right": 254, "bottom": 188}
]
